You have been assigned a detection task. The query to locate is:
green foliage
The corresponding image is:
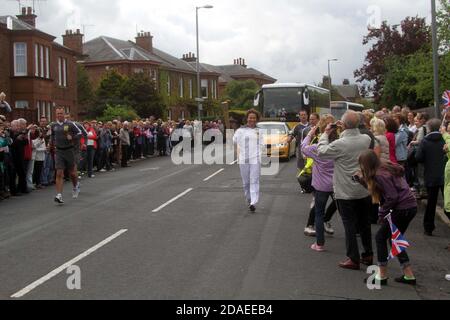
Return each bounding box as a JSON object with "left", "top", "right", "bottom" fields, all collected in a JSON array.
[
  {"left": 355, "top": 17, "right": 431, "bottom": 102},
  {"left": 122, "top": 72, "right": 165, "bottom": 119},
  {"left": 229, "top": 109, "right": 247, "bottom": 125},
  {"left": 437, "top": 0, "right": 450, "bottom": 53},
  {"left": 92, "top": 70, "right": 127, "bottom": 117},
  {"left": 354, "top": 98, "right": 375, "bottom": 109},
  {"left": 77, "top": 65, "right": 94, "bottom": 110},
  {"left": 91, "top": 70, "right": 165, "bottom": 119},
  {"left": 381, "top": 50, "right": 450, "bottom": 108},
  {"left": 223, "top": 80, "right": 259, "bottom": 110},
  {"left": 98, "top": 105, "right": 139, "bottom": 122},
  {"left": 356, "top": 6, "right": 450, "bottom": 106}
]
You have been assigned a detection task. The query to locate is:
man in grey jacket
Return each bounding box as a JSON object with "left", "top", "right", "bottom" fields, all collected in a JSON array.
[
  {"left": 318, "top": 111, "right": 373, "bottom": 270},
  {"left": 119, "top": 122, "right": 131, "bottom": 168}
]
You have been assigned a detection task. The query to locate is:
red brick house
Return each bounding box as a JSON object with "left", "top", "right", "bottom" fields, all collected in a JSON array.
[
  {"left": 67, "top": 32, "right": 221, "bottom": 121},
  {"left": 189, "top": 58, "right": 277, "bottom": 97},
  {"left": 0, "top": 7, "right": 78, "bottom": 122}
]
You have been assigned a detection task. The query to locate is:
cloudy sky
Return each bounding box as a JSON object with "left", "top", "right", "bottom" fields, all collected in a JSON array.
[{"left": 2, "top": 0, "right": 434, "bottom": 85}]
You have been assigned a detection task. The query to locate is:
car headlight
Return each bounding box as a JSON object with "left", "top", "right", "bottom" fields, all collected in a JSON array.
[{"left": 275, "top": 143, "right": 288, "bottom": 147}]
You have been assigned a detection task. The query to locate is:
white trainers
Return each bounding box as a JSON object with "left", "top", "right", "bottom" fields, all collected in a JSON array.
[
  {"left": 54, "top": 194, "right": 64, "bottom": 204},
  {"left": 311, "top": 243, "right": 325, "bottom": 252},
  {"left": 324, "top": 222, "right": 335, "bottom": 235},
  {"left": 72, "top": 183, "right": 80, "bottom": 199},
  {"left": 304, "top": 226, "right": 316, "bottom": 237}
]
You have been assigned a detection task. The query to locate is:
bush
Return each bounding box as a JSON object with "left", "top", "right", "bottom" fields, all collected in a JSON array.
[{"left": 98, "top": 105, "right": 139, "bottom": 122}]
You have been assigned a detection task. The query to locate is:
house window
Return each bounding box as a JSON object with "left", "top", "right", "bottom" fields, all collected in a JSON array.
[
  {"left": 58, "top": 58, "right": 62, "bottom": 85},
  {"left": 47, "top": 102, "right": 52, "bottom": 121},
  {"left": 211, "top": 80, "right": 217, "bottom": 99},
  {"left": 14, "top": 43, "right": 27, "bottom": 76},
  {"left": 37, "top": 101, "right": 47, "bottom": 119},
  {"left": 181, "top": 110, "right": 185, "bottom": 120},
  {"left": 201, "top": 79, "right": 208, "bottom": 98},
  {"left": 15, "top": 100, "right": 29, "bottom": 109},
  {"left": 168, "top": 109, "right": 172, "bottom": 120},
  {"left": 34, "top": 44, "right": 39, "bottom": 76},
  {"left": 179, "top": 77, "right": 184, "bottom": 98},
  {"left": 63, "top": 58, "right": 67, "bottom": 87},
  {"left": 150, "top": 70, "right": 157, "bottom": 88},
  {"left": 189, "top": 79, "right": 193, "bottom": 99},
  {"left": 133, "top": 68, "right": 143, "bottom": 74},
  {"left": 45, "top": 47, "right": 50, "bottom": 79},
  {"left": 40, "top": 45, "right": 44, "bottom": 77},
  {"left": 167, "top": 77, "right": 171, "bottom": 96},
  {"left": 58, "top": 57, "right": 67, "bottom": 87}
]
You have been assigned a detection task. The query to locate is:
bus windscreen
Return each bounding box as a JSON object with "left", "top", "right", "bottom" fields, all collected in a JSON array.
[{"left": 263, "top": 88, "right": 303, "bottom": 120}]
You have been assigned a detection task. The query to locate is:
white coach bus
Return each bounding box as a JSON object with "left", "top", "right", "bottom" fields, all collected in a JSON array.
[{"left": 253, "top": 83, "right": 330, "bottom": 129}]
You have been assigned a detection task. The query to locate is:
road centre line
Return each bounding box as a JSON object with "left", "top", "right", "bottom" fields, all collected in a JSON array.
[
  {"left": 152, "top": 188, "right": 194, "bottom": 213},
  {"left": 11, "top": 229, "right": 128, "bottom": 299},
  {"left": 203, "top": 169, "right": 225, "bottom": 182},
  {"left": 139, "top": 167, "right": 160, "bottom": 172}
]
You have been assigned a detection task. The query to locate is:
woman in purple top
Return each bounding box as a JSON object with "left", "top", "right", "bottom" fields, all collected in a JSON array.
[
  {"left": 358, "top": 150, "right": 417, "bottom": 286},
  {"left": 302, "top": 125, "right": 338, "bottom": 252}
]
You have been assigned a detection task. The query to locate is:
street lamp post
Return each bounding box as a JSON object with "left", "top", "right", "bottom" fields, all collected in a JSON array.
[
  {"left": 431, "top": 0, "right": 440, "bottom": 118},
  {"left": 328, "top": 59, "right": 338, "bottom": 102},
  {"left": 196, "top": 5, "right": 213, "bottom": 122}
]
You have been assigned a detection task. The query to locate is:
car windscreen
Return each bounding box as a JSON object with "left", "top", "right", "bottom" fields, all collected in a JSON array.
[{"left": 257, "top": 124, "right": 287, "bottom": 135}]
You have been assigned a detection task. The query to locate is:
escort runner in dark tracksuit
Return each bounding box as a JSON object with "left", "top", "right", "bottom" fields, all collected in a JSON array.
[{"left": 51, "top": 108, "right": 82, "bottom": 204}]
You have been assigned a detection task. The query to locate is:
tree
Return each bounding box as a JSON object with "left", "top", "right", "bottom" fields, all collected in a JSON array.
[
  {"left": 223, "top": 80, "right": 259, "bottom": 110},
  {"left": 121, "top": 72, "right": 165, "bottom": 119},
  {"left": 99, "top": 104, "right": 139, "bottom": 122},
  {"left": 381, "top": 50, "right": 450, "bottom": 108},
  {"left": 92, "top": 70, "right": 127, "bottom": 117},
  {"left": 354, "top": 17, "right": 431, "bottom": 103},
  {"left": 437, "top": 0, "right": 450, "bottom": 53},
  {"left": 77, "top": 65, "right": 94, "bottom": 117}
]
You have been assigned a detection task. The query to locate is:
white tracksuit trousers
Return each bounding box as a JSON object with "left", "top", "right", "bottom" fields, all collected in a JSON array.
[{"left": 239, "top": 163, "right": 261, "bottom": 206}]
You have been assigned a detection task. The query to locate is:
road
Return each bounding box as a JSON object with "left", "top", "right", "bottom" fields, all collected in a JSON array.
[{"left": 0, "top": 151, "right": 449, "bottom": 300}]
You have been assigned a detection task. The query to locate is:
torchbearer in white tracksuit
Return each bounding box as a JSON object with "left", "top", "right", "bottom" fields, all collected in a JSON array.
[{"left": 233, "top": 109, "right": 264, "bottom": 213}]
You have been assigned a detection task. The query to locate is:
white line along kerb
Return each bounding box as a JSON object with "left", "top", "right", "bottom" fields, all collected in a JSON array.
[
  {"left": 203, "top": 169, "right": 225, "bottom": 182},
  {"left": 11, "top": 229, "right": 128, "bottom": 299},
  {"left": 152, "top": 188, "right": 194, "bottom": 213}
]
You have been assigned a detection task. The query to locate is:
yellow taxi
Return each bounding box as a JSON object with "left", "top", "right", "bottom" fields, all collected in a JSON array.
[{"left": 257, "top": 122, "right": 296, "bottom": 160}]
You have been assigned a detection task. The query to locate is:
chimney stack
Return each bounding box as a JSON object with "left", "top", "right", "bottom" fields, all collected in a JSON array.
[
  {"left": 181, "top": 52, "right": 197, "bottom": 62},
  {"left": 17, "top": 6, "right": 37, "bottom": 28},
  {"left": 322, "top": 76, "right": 331, "bottom": 90},
  {"left": 62, "top": 29, "right": 84, "bottom": 56},
  {"left": 135, "top": 31, "right": 153, "bottom": 53}
]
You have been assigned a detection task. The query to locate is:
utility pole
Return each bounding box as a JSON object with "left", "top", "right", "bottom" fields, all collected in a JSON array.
[
  {"left": 431, "top": 0, "right": 440, "bottom": 118},
  {"left": 195, "top": 5, "right": 213, "bottom": 121}
]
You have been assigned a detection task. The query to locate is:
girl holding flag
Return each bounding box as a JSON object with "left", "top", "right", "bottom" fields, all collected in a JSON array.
[{"left": 357, "top": 150, "right": 417, "bottom": 286}]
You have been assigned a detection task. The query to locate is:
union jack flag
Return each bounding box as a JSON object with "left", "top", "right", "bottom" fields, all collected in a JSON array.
[
  {"left": 443, "top": 90, "right": 450, "bottom": 108},
  {"left": 386, "top": 214, "right": 410, "bottom": 260}
]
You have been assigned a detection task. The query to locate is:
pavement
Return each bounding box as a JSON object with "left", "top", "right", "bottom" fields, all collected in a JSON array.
[{"left": 0, "top": 151, "right": 449, "bottom": 300}]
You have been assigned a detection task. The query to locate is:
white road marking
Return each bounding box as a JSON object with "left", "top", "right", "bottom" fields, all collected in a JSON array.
[
  {"left": 229, "top": 160, "right": 238, "bottom": 165},
  {"left": 139, "top": 167, "right": 160, "bottom": 172},
  {"left": 152, "top": 188, "right": 194, "bottom": 213},
  {"left": 11, "top": 229, "right": 128, "bottom": 299},
  {"left": 203, "top": 169, "right": 225, "bottom": 182}
]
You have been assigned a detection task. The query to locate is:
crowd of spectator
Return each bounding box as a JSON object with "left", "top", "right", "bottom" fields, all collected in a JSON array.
[
  {"left": 292, "top": 105, "right": 450, "bottom": 285},
  {"left": 0, "top": 93, "right": 226, "bottom": 202}
]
